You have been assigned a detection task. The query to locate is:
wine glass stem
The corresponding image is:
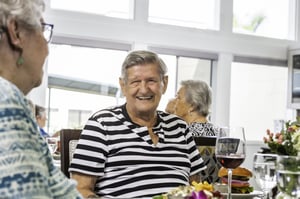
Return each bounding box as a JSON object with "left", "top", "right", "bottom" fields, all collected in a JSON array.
[
  {"left": 263, "top": 190, "right": 270, "bottom": 199},
  {"left": 228, "top": 168, "right": 232, "bottom": 199}
]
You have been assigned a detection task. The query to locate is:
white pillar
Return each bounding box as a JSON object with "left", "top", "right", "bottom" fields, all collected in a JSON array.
[{"left": 214, "top": 53, "right": 233, "bottom": 127}]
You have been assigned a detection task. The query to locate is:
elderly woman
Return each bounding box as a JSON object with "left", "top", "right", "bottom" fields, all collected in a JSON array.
[
  {"left": 69, "top": 50, "right": 206, "bottom": 198},
  {"left": 174, "top": 80, "right": 220, "bottom": 183},
  {"left": 0, "top": 0, "right": 82, "bottom": 198},
  {"left": 174, "top": 80, "right": 217, "bottom": 136}
]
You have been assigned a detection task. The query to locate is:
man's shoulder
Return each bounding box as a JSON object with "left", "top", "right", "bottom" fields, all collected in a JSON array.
[
  {"left": 89, "top": 105, "right": 124, "bottom": 120},
  {"left": 158, "top": 111, "right": 188, "bottom": 127}
]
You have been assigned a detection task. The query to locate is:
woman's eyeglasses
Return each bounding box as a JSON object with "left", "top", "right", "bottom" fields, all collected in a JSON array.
[
  {"left": 41, "top": 22, "right": 54, "bottom": 43},
  {"left": 0, "top": 23, "right": 54, "bottom": 43}
]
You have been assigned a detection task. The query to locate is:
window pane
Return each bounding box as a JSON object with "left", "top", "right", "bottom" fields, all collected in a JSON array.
[
  {"left": 50, "top": 0, "right": 134, "bottom": 19},
  {"left": 46, "top": 88, "right": 119, "bottom": 133},
  {"left": 47, "top": 44, "right": 128, "bottom": 133},
  {"left": 157, "top": 54, "right": 177, "bottom": 111},
  {"left": 68, "top": 109, "right": 92, "bottom": 128},
  {"left": 149, "top": 0, "right": 218, "bottom": 30},
  {"left": 177, "top": 57, "right": 211, "bottom": 88},
  {"left": 48, "top": 44, "right": 127, "bottom": 87},
  {"left": 230, "top": 63, "right": 295, "bottom": 141},
  {"left": 233, "top": 0, "right": 296, "bottom": 40}
]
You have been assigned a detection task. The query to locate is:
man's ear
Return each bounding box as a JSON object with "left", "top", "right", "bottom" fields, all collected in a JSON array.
[
  {"left": 162, "top": 75, "right": 168, "bottom": 94},
  {"left": 119, "top": 77, "right": 126, "bottom": 96}
]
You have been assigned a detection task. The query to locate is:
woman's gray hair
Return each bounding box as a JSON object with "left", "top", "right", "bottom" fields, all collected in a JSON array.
[
  {"left": 181, "top": 80, "right": 212, "bottom": 117},
  {"left": 121, "top": 50, "right": 168, "bottom": 82},
  {"left": 0, "top": 0, "right": 45, "bottom": 28}
]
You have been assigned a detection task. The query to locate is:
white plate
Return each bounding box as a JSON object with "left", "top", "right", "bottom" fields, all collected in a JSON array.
[{"left": 222, "top": 190, "right": 263, "bottom": 199}]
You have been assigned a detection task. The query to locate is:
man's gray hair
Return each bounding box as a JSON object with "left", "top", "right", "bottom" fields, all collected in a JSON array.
[{"left": 121, "top": 50, "right": 168, "bottom": 82}]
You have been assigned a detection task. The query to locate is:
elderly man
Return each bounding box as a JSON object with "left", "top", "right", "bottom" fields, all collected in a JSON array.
[{"left": 69, "top": 50, "right": 206, "bottom": 199}]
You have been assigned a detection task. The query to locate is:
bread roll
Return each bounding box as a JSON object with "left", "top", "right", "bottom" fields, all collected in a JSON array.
[{"left": 218, "top": 167, "right": 252, "bottom": 178}]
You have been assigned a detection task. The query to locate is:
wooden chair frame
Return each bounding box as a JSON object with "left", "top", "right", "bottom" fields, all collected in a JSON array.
[{"left": 59, "top": 129, "right": 82, "bottom": 178}]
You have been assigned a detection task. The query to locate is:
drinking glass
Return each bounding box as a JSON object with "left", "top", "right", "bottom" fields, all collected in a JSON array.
[
  {"left": 215, "top": 126, "right": 246, "bottom": 199},
  {"left": 253, "top": 153, "right": 277, "bottom": 199},
  {"left": 46, "top": 137, "right": 58, "bottom": 154}
]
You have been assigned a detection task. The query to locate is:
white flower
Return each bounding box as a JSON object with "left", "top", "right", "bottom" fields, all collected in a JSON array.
[{"left": 292, "top": 130, "right": 300, "bottom": 152}]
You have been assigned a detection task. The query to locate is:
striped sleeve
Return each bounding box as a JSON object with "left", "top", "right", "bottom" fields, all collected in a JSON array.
[
  {"left": 69, "top": 114, "right": 109, "bottom": 176},
  {"left": 185, "top": 128, "right": 207, "bottom": 175}
]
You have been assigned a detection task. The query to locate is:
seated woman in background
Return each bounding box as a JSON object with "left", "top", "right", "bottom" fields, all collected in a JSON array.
[
  {"left": 174, "top": 80, "right": 220, "bottom": 183},
  {"left": 174, "top": 80, "right": 217, "bottom": 136},
  {"left": 35, "top": 104, "right": 50, "bottom": 138}
]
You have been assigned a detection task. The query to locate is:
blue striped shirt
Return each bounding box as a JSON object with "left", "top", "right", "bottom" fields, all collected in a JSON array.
[{"left": 0, "top": 77, "right": 82, "bottom": 199}]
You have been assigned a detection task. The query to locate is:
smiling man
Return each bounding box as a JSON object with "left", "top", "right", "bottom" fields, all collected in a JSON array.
[{"left": 69, "top": 50, "right": 206, "bottom": 199}]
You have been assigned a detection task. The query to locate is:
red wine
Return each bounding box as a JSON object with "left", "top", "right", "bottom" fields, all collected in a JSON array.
[{"left": 216, "top": 155, "right": 245, "bottom": 169}]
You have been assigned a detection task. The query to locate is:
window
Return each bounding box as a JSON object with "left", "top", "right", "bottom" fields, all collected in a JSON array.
[
  {"left": 233, "top": 0, "right": 296, "bottom": 40},
  {"left": 46, "top": 44, "right": 128, "bottom": 133},
  {"left": 50, "top": 0, "right": 134, "bottom": 19},
  {"left": 157, "top": 53, "right": 213, "bottom": 112},
  {"left": 48, "top": 44, "right": 127, "bottom": 85},
  {"left": 46, "top": 44, "right": 214, "bottom": 133},
  {"left": 230, "top": 62, "right": 295, "bottom": 141},
  {"left": 148, "top": 0, "right": 219, "bottom": 30},
  {"left": 68, "top": 109, "right": 92, "bottom": 128},
  {"left": 177, "top": 57, "right": 212, "bottom": 88}
]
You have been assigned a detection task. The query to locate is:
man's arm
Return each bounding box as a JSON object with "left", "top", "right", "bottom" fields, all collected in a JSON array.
[{"left": 71, "top": 172, "right": 98, "bottom": 198}]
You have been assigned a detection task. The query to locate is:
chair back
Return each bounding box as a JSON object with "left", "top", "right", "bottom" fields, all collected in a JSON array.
[
  {"left": 193, "top": 136, "right": 216, "bottom": 146},
  {"left": 59, "top": 129, "right": 82, "bottom": 178},
  {"left": 193, "top": 136, "right": 221, "bottom": 183}
]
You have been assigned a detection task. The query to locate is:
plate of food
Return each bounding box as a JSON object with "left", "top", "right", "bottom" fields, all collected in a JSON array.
[
  {"left": 221, "top": 190, "right": 263, "bottom": 199},
  {"left": 217, "top": 167, "right": 263, "bottom": 199}
]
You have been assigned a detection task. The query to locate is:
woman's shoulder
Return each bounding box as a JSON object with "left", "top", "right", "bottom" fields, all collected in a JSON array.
[{"left": 189, "top": 122, "right": 217, "bottom": 136}]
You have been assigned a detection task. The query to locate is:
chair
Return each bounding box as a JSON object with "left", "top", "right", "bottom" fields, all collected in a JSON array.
[
  {"left": 193, "top": 136, "right": 216, "bottom": 147},
  {"left": 193, "top": 136, "right": 221, "bottom": 183},
  {"left": 59, "top": 129, "right": 82, "bottom": 178}
]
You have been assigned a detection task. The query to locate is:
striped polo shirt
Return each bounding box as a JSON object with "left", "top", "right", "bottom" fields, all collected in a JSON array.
[{"left": 69, "top": 104, "right": 206, "bottom": 198}]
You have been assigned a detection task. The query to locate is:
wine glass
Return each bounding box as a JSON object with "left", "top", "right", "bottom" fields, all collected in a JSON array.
[
  {"left": 215, "top": 126, "right": 246, "bottom": 199},
  {"left": 46, "top": 137, "right": 58, "bottom": 155},
  {"left": 253, "top": 153, "right": 277, "bottom": 199}
]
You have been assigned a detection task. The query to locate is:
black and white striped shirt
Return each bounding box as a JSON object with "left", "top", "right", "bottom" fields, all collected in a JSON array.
[{"left": 69, "top": 104, "right": 206, "bottom": 198}]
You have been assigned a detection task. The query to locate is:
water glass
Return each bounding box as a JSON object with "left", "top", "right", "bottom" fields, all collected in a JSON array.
[
  {"left": 46, "top": 137, "right": 58, "bottom": 154},
  {"left": 253, "top": 153, "right": 277, "bottom": 199}
]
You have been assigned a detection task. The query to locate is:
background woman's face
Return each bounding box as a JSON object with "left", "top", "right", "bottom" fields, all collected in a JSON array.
[{"left": 174, "top": 86, "right": 191, "bottom": 119}]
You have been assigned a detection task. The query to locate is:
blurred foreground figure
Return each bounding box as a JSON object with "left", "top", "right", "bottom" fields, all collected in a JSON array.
[
  {"left": 0, "top": 0, "right": 82, "bottom": 198},
  {"left": 35, "top": 104, "right": 50, "bottom": 138}
]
